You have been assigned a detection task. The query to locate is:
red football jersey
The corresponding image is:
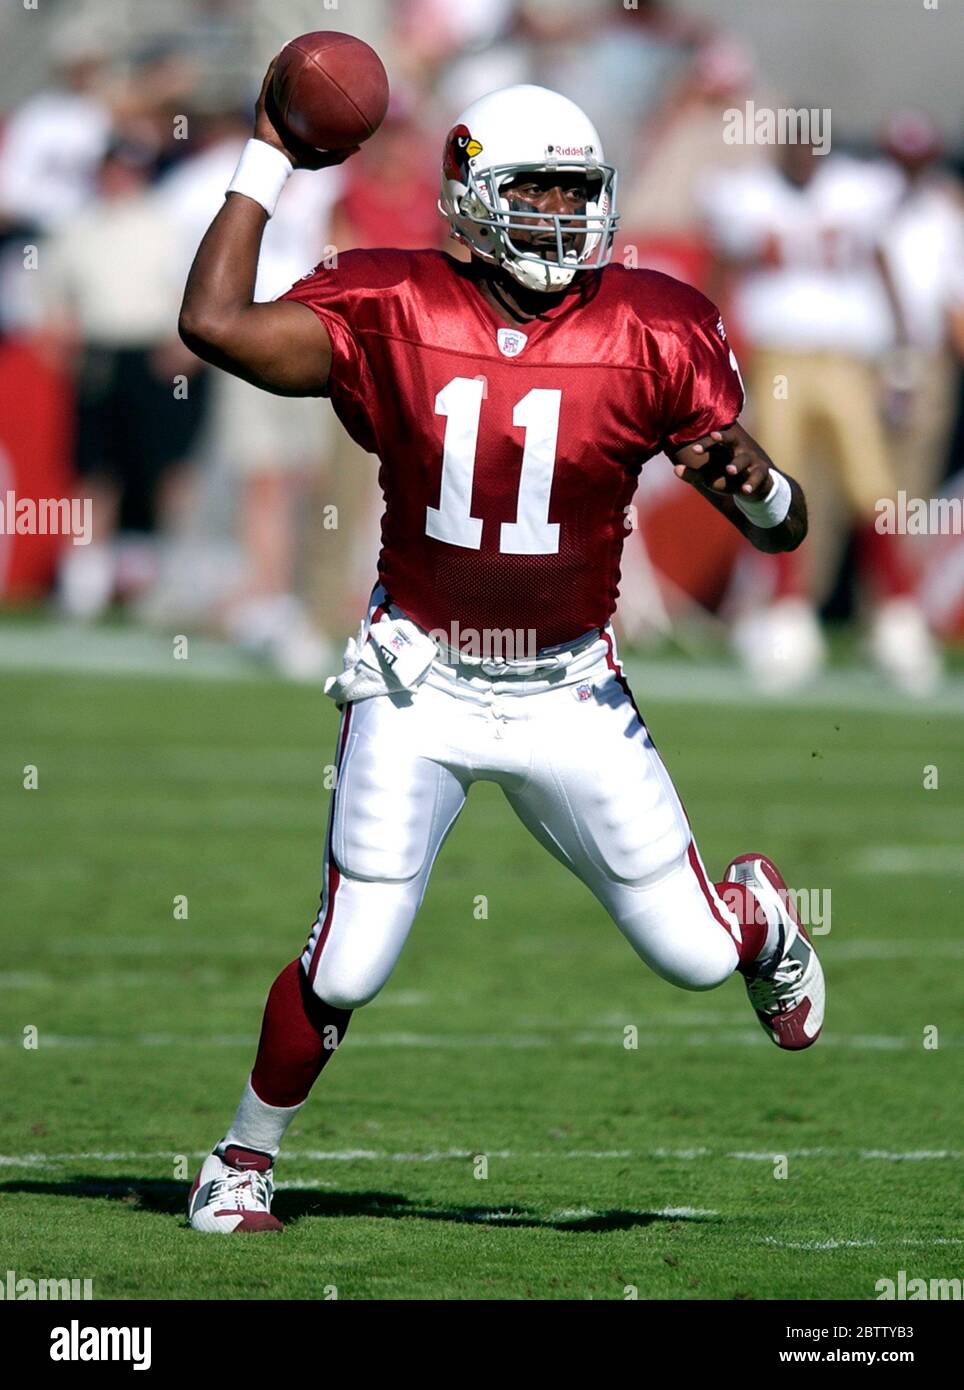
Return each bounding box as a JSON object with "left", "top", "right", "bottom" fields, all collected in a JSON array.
[{"left": 280, "top": 249, "right": 743, "bottom": 651}]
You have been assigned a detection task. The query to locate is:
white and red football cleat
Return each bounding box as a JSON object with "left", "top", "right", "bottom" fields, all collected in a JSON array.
[
  {"left": 188, "top": 1144, "right": 283, "bottom": 1233},
  {"left": 725, "top": 853, "right": 825, "bottom": 1050}
]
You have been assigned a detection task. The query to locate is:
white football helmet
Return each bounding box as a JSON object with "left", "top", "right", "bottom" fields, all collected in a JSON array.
[{"left": 438, "top": 84, "right": 619, "bottom": 293}]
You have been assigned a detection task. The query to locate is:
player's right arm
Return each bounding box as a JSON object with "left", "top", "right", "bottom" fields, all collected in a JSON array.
[{"left": 177, "top": 62, "right": 358, "bottom": 396}]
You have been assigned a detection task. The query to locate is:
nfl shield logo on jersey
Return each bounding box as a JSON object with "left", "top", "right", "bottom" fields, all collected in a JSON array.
[{"left": 497, "top": 327, "right": 528, "bottom": 358}]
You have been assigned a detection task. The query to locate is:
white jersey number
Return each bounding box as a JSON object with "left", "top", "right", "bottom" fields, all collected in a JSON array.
[{"left": 425, "top": 377, "right": 561, "bottom": 554}]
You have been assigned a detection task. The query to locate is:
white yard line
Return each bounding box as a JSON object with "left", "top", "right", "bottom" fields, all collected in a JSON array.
[
  {"left": 0, "top": 624, "right": 258, "bottom": 683},
  {"left": 851, "top": 847, "right": 964, "bottom": 875},
  {"left": 763, "top": 1237, "right": 964, "bottom": 1250},
  {"left": 1, "top": 1029, "right": 959, "bottom": 1050},
  {"left": 1, "top": 1147, "right": 959, "bottom": 1168},
  {"left": 2, "top": 620, "right": 963, "bottom": 714},
  {"left": 764, "top": 1238, "right": 879, "bottom": 1250},
  {"left": 3, "top": 1028, "right": 961, "bottom": 1045},
  {"left": 823, "top": 941, "right": 964, "bottom": 960}
]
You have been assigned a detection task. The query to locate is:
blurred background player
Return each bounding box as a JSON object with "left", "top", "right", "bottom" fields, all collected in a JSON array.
[
  {"left": 0, "top": 21, "right": 113, "bottom": 336},
  {"left": 615, "top": 35, "right": 768, "bottom": 288},
  {"left": 0, "top": 22, "right": 112, "bottom": 240},
  {"left": 703, "top": 135, "right": 942, "bottom": 694},
  {"left": 875, "top": 109, "right": 964, "bottom": 508},
  {"left": 36, "top": 138, "right": 208, "bottom": 618}
]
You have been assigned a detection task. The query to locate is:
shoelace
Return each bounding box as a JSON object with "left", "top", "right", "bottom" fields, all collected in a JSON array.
[
  {"left": 747, "top": 951, "right": 806, "bottom": 1015},
  {"left": 209, "top": 1167, "right": 272, "bottom": 1211}
]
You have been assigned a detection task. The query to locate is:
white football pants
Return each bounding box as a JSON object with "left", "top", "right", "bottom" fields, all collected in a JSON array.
[{"left": 302, "top": 624, "right": 741, "bottom": 1008}]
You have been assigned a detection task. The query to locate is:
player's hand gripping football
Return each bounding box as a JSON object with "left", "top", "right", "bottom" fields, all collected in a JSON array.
[
  {"left": 253, "top": 58, "right": 360, "bottom": 171},
  {"left": 670, "top": 423, "right": 774, "bottom": 500}
]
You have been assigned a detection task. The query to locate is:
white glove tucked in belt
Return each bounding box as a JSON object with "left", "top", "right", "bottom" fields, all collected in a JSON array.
[{"left": 324, "top": 614, "right": 438, "bottom": 706}]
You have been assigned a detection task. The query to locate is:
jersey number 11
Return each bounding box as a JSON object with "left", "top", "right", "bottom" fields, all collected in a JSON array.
[{"left": 426, "top": 376, "right": 562, "bottom": 555}]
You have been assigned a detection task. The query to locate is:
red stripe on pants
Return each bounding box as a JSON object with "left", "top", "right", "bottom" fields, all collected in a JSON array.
[{"left": 307, "top": 703, "right": 353, "bottom": 985}]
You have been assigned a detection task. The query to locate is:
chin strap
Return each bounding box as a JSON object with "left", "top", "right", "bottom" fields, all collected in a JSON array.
[{"left": 500, "top": 253, "right": 577, "bottom": 294}]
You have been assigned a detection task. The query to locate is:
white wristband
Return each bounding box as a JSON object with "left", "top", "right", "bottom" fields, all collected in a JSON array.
[
  {"left": 226, "top": 139, "right": 293, "bottom": 217},
  {"left": 733, "top": 468, "right": 792, "bottom": 528}
]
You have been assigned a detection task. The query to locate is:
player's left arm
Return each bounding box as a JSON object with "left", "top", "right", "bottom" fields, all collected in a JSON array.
[{"left": 667, "top": 422, "right": 807, "bottom": 554}]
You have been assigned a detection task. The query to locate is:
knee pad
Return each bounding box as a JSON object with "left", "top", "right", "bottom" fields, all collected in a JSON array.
[
  {"left": 662, "top": 942, "right": 736, "bottom": 992},
  {"left": 309, "top": 964, "right": 379, "bottom": 1012},
  {"left": 606, "top": 853, "right": 740, "bottom": 990},
  {"left": 304, "top": 872, "right": 425, "bottom": 1010}
]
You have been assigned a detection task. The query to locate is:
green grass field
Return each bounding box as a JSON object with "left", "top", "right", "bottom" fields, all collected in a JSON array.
[{"left": 1, "top": 629, "right": 962, "bottom": 1300}]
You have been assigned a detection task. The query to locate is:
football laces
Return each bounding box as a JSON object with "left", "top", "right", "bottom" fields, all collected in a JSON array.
[
  {"left": 209, "top": 1168, "right": 272, "bottom": 1211},
  {"left": 747, "top": 950, "right": 807, "bottom": 1015}
]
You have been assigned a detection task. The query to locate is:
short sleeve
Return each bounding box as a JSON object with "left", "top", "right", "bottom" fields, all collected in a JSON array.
[
  {"left": 660, "top": 312, "right": 745, "bottom": 450},
  {"left": 277, "top": 255, "right": 383, "bottom": 454},
  {"left": 278, "top": 264, "right": 366, "bottom": 404}
]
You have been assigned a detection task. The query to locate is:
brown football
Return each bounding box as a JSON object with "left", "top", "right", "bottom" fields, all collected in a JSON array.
[{"left": 271, "top": 31, "right": 389, "bottom": 151}]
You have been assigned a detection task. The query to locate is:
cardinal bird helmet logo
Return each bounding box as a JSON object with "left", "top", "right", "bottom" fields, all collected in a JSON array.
[{"left": 443, "top": 124, "right": 483, "bottom": 183}]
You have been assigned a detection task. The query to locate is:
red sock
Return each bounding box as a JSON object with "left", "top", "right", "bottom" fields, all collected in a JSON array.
[
  {"left": 856, "top": 521, "right": 911, "bottom": 601},
  {"left": 715, "top": 881, "right": 769, "bottom": 972},
  {"left": 251, "top": 959, "right": 352, "bottom": 1107},
  {"left": 772, "top": 548, "right": 806, "bottom": 601}
]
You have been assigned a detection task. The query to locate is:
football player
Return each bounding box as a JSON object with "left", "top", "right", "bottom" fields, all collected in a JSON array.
[{"left": 179, "top": 67, "right": 825, "bottom": 1233}]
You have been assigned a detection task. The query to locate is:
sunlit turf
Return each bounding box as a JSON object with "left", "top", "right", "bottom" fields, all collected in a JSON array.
[{"left": 1, "top": 656, "right": 961, "bottom": 1299}]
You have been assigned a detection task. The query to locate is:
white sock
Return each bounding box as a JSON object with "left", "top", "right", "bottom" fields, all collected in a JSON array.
[
  {"left": 222, "top": 1076, "right": 304, "bottom": 1160},
  {"left": 58, "top": 542, "right": 114, "bottom": 619}
]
